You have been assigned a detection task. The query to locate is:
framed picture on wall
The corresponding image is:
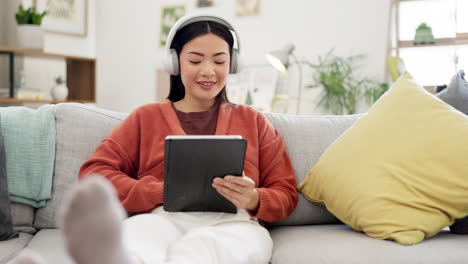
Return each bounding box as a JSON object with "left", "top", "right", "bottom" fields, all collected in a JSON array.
[
  {"left": 235, "top": 0, "right": 261, "bottom": 16},
  {"left": 160, "top": 5, "right": 186, "bottom": 48},
  {"left": 41, "top": 0, "right": 87, "bottom": 36},
  {"left": 196, "top": 0, "right": 223, "bottom": 8}
]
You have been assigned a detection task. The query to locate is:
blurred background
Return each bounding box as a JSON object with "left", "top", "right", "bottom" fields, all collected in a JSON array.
[{"left": 0, "top": 0, "right": 466, "bottom": 115}]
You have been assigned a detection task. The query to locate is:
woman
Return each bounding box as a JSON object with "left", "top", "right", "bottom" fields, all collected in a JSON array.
[{"left": 15, "top": 15, "right": 298, "bottom": 264}]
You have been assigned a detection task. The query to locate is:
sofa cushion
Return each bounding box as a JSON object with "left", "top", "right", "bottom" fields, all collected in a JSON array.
[
  {"left": 436, "top": 70, "right": 468, "bottom": 115},
  {"left": 11, "top": 203, "right": 35, "bottom": 234},
  {"left": 0, "top": 120, "right": 17, "bottom": 241},
  {"left": 0, "top": 232, "right": 33, "bottom": 263},
  {"left": 264, "top": 112, "right": 361, "bottom": 226},
  {"left": 270, "top": 225, "right": 468, "bottom": 264},
  {"left": 450, "top": 216, "right": 468, "bottom": 234},
  {"left": 34, "top": 103, "right": 127, "bottom": 229},
  {"left": 22, "top": 229, "right": 73, "bottom": 264},
  {"left": 298, "top": 72, "right": 468, "bottom": 245},
  {"left": 436, "top": 70, "right": 468, "bottom": 234}
]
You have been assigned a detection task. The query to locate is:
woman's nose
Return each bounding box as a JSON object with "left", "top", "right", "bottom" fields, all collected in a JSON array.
[{"left": 200, "top": 62, "right": 215, "bottom": 76}]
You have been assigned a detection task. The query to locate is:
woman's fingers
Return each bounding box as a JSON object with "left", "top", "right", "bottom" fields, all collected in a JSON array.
[
  {"left": 213, "top": 175, "right": 254, "bottom": 191},
  {"left": 212, "top": 174, "right": 259, "bottom": 210}
]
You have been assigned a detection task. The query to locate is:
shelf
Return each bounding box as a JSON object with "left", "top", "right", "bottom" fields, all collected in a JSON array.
[
  {"left": 0, "top": 97, "right": 95, "bottom": 104},
  {"left": 0, "top": 46, "right": 95, "bottom": 61},
  {"left": 0, "top": 46, "right": 96, "bottom": 104},
  {"left": 398, "top": 37, "right": 468, "bottom": 48}
]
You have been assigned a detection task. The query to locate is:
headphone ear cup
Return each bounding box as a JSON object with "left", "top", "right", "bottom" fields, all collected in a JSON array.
[
  {"left": 164, "top": 49, "right": 180, "bottom": 76},
  {"left": 230, "top": 49, "right": 241, "bottom": 74}
]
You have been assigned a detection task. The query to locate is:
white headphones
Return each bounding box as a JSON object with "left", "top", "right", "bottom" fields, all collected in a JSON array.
[{"left": 163, "top": 14, "right": 242, "bottom": 76}]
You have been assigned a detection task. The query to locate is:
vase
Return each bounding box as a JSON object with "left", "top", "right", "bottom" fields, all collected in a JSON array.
[
  {"left": 16, "top": 25, "right": 44, "bottom": 49},
  {"left": 50, "top": 83, "right": 69, "bottom": 102}
]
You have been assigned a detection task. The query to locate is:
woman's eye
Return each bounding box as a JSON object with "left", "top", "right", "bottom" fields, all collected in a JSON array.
[
  {"left": 215, "top": 61, "right": 226, "bottom": 65},
  {"left": 189, "top": 61, "right": 201, "bottom": 65}
]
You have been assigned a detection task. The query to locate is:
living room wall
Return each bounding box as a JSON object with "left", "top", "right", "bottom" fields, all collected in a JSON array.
[
  {"left": 0, "top": 4, "right": 7, "bottom": 46},
  {"left": 95, "top": 0, "right": 390, "bottom": 114},
  {"left": 0, "top": 0, "right": 390, "bottom": 114},
  {"left": 0, "top": 8, "right": 5, "bottom": 90}
]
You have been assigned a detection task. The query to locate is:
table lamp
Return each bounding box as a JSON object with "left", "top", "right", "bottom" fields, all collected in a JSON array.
[{"left": 266, "top": 43, "right": 303, "bottom": 114}]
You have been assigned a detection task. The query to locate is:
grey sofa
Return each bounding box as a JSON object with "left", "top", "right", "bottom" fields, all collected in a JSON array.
[{"left": 1, "top": 103, "right": 467, "bottom": 264}]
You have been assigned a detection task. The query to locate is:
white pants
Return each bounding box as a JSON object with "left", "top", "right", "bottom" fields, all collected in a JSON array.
[{"left": 123, "top": 207, "right": 273, "bottom": 264}]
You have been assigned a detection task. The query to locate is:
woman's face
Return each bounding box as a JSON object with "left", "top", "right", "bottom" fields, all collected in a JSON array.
[{"left": 179, "top": 33, "right": 230, "bottom": 106}]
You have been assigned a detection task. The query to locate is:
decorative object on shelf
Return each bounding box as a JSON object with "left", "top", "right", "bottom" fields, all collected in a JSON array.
[
  {"left": 15, "top": 4, "right": 47, "bottom": 49},
  {"left": 42, "top": 0, "right": 87, "bottom": 36},
  {"left": 414, "top": 23, "right": 435, "bottom": 45},
  {"left": 14, "top": 70, "right": 26, "bottom": 89},
  {"left": 236, "top": 0, "right": 261, "bottom": 16},
  {"left": 304, "top": 50, "right": 388, "bottom": 115},
  {"left": 266, "top": 43, "right": 303, "bottom": 114},
  {"left": 160, "top": 5, "right": 186, "bottom": 48},
  {"left": 196, "top": 0, "right": 222, "bottom": 8},
  {"left": 16, "top": 88, "right": 45, "bottom": 101},
  {"left": 50, "top": 76, "right": 68, "bottom": 102}
]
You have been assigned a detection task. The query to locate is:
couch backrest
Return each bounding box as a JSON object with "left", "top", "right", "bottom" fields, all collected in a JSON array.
[
  {"left": 33, "top": 103, "right": 127, "bottom": 229},
  {"left": 264, "top": 112, "right": 361, "bottom": 226},
  {"left": 31, "top": 103, "right": 361, "bottom": 228}
]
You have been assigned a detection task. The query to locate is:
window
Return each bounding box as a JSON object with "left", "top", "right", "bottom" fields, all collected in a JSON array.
[
  {"left": 391, "top": 0, "right": 468, "bottom": 87},
  {"left": 456, "top": 0, "right": 468, "bottom": 34},
  {"left": 457, "top": 45, "right": 468, "bottom": 72}
]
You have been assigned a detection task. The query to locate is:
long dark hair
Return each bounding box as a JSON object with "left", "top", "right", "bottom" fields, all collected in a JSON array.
[{"left": 166, "top": 21, "right": 234, "bottom": 103}]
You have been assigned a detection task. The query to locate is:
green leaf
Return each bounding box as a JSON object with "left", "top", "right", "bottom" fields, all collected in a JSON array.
[
  {"left": 304, "top": 49, "right": 388, "bottom": 115},
  {"left": 15, "top": 4, "right": 47, "bottom": 25}
]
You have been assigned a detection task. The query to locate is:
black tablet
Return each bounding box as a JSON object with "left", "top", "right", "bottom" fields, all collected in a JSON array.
[{"left": 163, "top": 135, "right": 247, "bottom": 213}]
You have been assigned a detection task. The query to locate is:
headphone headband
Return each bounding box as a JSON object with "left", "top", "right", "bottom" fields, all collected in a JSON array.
[
  {"left": 163, "top": 14, "right": 242, "bottom": 75},
  {"left": 164, "top": 14, "right": 241, "bottom": 52}
]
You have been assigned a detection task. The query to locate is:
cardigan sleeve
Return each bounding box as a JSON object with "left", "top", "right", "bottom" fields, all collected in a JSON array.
[
  {"left": 250, "top": 113, "right": 298, "bottom": 222},
  {"left": 79, "top": 109, "right": 164, "bottom": 213}
]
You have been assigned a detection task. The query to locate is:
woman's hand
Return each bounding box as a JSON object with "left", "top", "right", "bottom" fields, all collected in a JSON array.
[{"left": 212, "top": 172, "right": 259, "bottom": 211}]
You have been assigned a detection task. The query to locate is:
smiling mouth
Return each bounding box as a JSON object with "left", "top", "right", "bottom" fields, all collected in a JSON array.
[{"left": 197, "top": 82, "right": 217, "bottom": 89}]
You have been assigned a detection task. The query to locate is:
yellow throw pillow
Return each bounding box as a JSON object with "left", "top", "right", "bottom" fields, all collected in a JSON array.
[{"left": 298, "top": 72, "right": 468, "bottom": 245}]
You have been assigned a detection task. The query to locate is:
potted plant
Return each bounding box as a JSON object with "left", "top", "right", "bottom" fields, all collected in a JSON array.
[
  {"left": 15, "top": 4, "right": 47, "bottom": 49},
  {"left": 304, "top": 50, "right": 388, "bottom": 115},
  {"left": 414, "top": 23, "right": 435, "bottom": 45}
]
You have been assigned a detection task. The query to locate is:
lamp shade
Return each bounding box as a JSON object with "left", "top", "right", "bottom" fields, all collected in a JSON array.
[{"left": 266, "top": 43, "right": 295, "bottom": 72}]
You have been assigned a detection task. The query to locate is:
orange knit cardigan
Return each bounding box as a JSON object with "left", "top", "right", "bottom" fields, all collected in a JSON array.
[{"left": 79, "top": 100, "right": 298, "bottom": 223}]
